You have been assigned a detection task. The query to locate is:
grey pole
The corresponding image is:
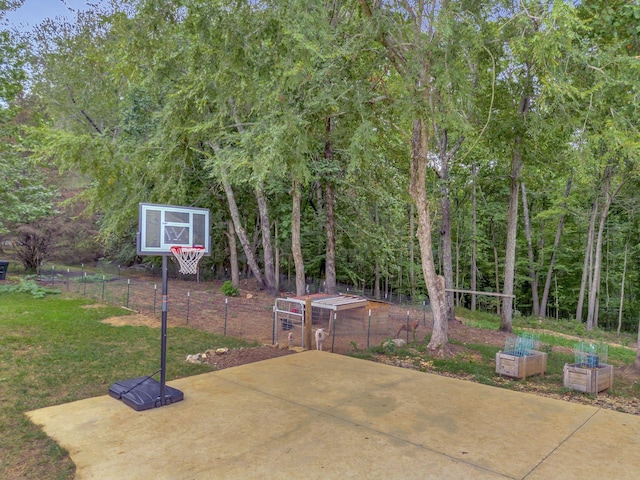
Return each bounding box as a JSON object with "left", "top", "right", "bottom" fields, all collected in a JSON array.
[{"left": 160, "top": 255, "right": 168, "bottom": 405}]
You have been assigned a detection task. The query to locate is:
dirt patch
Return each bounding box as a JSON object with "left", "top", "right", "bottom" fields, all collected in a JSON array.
[
  {"left": 445, "top": 318, "right": 509, "bottom": 348},
  {"left": 101, "top": 314, "right": 161, "bottom": 328}
]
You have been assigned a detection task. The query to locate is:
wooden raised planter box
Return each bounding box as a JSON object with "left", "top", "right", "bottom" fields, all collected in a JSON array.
[
  {"left": 563, "top": 363, "right": 613, "bottom": 394},
  {"left": 495, "top": 350, "right": 547, "bottom": 379}
]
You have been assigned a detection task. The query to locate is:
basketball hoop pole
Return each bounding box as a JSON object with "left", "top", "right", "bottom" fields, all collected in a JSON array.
[
  {"left": 159, "top": 254, "right": 169, "bottom": 404},
  {"left": 111, "top": 203, "right": 209, "bottom": 410}
]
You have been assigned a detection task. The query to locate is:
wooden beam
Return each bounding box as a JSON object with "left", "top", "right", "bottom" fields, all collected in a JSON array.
[{"left": 305, "top": 297, "right": 313, "bottom": 349}]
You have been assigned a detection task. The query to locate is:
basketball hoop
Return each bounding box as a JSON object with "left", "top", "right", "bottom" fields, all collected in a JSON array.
[{"left": 170, "top": 246, "right": 205, "bottom": 275}]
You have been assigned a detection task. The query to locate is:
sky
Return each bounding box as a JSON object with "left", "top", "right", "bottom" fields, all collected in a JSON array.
[{"left": 5, "top": 0, "right": 96, "bottom": 31}]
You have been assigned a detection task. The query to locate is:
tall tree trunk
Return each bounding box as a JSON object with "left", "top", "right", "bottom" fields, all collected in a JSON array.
[
  {"left": 225, "top": 219, "right": 240, "bottom": 288},
  {"left": 324, "top": 179, "right": 337, "bottom": 294},
  {"left": 490, "top": 218, "right": 501, "bottom": 316},
  {"left": 501, "top": 69, "right": 531, "bottom": 331},
  {"left": 439, "top": 144, "right": 455, "bottom": 322},
  {"left": 455, "top": 213, "right": 461, "bottom": 307},
  {"left": 256, "top": 181, "right": 276, "bottom": 294},
  {"left": 539, "top": 177, "right": 572, "bottom": 317},
  {"left": 410, "top": 118, "right": 448, "bottom": 351},
  {"left": 471, "top": 163, "right": 477, "bottom": 311},
  {"left": 587, "top": 176, "right": 613, "bottom": 330},
  {"left": 500, "top": 139, "right": 523, "bottom": 332},
  {"left": 324, "top": 118, "right": 337, "bottom": 295},
  {"left": 434, "top": 129, "right": 463, "bottom": 319},
  {"left": 634, "top": 318, "right": 640, "bottom": 371},
  {"left": 586, "top": 172, "right": 626, "bottom": 330},
  {"left": 576, "top": 200, "right": 598, "bottom": 322},
  {"left": 554, "top": 274, "right": 559, "bottom": 320},
  {"left": 384, "top": 274, "right": 388, "bottom": 300},
  {"left": 274, "top": 220, "right": 280, "bottom": 293},
  {"left": 520, "top": 182, "right": 540, "bottom": 316},
  {"left": 251, "top": 217, "right": 261, "bottom": 268},
  {"left": 358, "top": 0, "right": 446, "bottom": 348},
  {"left": 617, "top": 241, "right": 628, "bottom": 336},
  {"left": 374, "top": 204, "right": 381, "bottom": 300},
  {"left": 291, "top": 179, "right": 306, "bottom": 296},
  {"left": 501, "top": 71, "right": 534, "bottom": 329},
  {"left": 219, "top": 168, "right": 267, "bottom": 290},
  {"left": 409, "top": 204, "right": 415, "bottom": 300}
]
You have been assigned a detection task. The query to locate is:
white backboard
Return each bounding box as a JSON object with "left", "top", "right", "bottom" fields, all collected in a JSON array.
[{"left": 137, "top": 203, "right": 210, "bottom": 255}]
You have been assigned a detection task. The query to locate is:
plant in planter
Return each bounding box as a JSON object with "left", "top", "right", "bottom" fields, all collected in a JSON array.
[
  {"left": 563, "top": 342, "right": 612, "bottom": 394},
  {"left": 495, "top": 333, "right": 547, "bottom": 379}
]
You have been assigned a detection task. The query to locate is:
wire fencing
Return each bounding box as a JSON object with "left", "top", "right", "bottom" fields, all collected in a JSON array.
[{"left": 38, "top": 266, "right": 433, "bottom": 353}]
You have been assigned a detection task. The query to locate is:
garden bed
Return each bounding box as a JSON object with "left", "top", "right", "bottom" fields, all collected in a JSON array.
[
  {"left": 495, "top": 350, "right": 547, "bottom": 379},
  {"left": 563, "top": 363, "right": 613, "bottom": 394}
]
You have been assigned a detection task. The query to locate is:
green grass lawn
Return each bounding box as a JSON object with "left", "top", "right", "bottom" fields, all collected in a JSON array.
[{"left": 0, "top": 289, "right": 253, "bottom": 480}]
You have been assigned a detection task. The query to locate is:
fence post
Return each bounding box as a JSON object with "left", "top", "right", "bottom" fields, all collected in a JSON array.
[
  {"left": 423, "top": 300, "right": 426, "bottom": 326},
  {"left": 304, "top": 297, "right": 312, "bottom": 349},
  {"left": 406, "top": 310, "right": 410, "bottom": 343},
  {"left": 126, "top": 279, "right": 131, "bottom": 308},
  {"left": 331, "top": 313, "right": 337, "bottom": 353},
  {"left": 83, "top": 272, "right": 87, "bottom": 295},
  {"left": 272, "top": 305, "right": 276, "bottom": 345},
  {"left": 186, "top": 291, "right": 190, "bottom": 324},
  {"left": 223, "top": 297, "right": 228, "bottom": 336},
  {"left": 101, "top": 275, "right": 105, "bottom": 301},
  {"left": 367, "top": 309, "right": 371, "bottom": 349},
  {"left": 66, "top": 269, "right": 70, "bottom": 291},
  {"left": 51, "top": 265, "right": 55, "bottom": 287},
  {"left": 153, "top": 284, "right": 157, "bottom": 315}
]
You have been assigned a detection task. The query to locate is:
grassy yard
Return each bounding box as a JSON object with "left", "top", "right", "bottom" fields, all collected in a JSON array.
[
  {"left": 3, "top": 281, "right": 639, "bottom": 479},
  {"left": 350, "top": 307, "right": 640, "bottom": 409},
  {"left": 0, "top": 286, "right": 253, "bottom": 480}
]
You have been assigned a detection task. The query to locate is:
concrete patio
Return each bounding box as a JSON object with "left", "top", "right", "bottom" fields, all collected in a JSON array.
[{"left": 27, "top": 350, "right": 640, "bottom": 479}]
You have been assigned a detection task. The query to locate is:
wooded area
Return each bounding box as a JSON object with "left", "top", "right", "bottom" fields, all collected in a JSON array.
[{"left": 2, "top": 0, "right": 640, "bottom": 351}]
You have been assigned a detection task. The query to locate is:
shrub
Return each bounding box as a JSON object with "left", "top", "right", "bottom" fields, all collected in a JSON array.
[
  {"left": 0, "top": 279, "right": 60, "bottom": 298},
  {"left": 74, "top": 273, "right": 112, "bottom": 284},
  {"left": 221, "top": 280, "right": 239, "bottom": 297}
]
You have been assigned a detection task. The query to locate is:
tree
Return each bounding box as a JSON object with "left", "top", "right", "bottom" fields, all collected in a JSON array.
[
  {"left": 473, "top": 1, "right": 585, "bottom": 332},
  {"left": 27, "top": 2, "right": 144, "bottom": 254},
  {"left": 538, "top": 177, "right": 572, "bottom": 318},
  {"left": 572, "top": 0, "right": 640, "bottom": 329},
  {"left": 21, "top": 0, "right": 640, "bottom": 343},
  {"left": 357, "top": 0, "right": 480, "bottom": 350},
  {"left": 0, "top": 4, "right": 55, "bottom": 238}
]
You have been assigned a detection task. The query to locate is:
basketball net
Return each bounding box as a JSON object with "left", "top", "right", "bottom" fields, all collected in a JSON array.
[{"left": 170, "top": 246, "right": 205, "bottom": 275}]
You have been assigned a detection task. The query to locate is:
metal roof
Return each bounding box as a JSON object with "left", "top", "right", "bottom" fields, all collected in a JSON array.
[{"left": 286, "top": 293, "right": 368, "bottom": 311}]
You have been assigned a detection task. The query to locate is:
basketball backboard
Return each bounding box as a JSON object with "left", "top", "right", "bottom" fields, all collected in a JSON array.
[{"left": 137, "top": 203, "right": 210, "bottom": 256}]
